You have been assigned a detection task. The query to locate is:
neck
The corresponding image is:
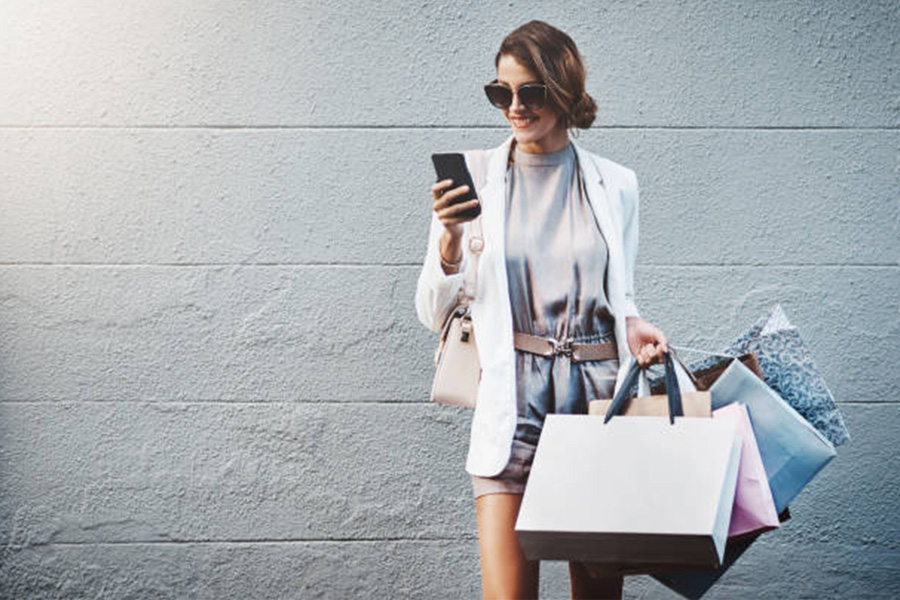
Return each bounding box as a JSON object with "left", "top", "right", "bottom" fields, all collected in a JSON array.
[{"left": 515, "top": 127, "right": 570, "bottom": 155}]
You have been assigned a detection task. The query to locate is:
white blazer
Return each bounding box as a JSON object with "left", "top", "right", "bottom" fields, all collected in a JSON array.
[{"left": 415, "top": 133, "right": 641, "bottom": 477}]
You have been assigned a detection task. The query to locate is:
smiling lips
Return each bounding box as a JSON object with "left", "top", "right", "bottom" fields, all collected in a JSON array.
[{"left": 510, "top": 115, "right": 538, "bottom": 128}]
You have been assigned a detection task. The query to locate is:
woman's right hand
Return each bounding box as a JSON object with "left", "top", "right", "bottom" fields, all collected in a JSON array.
[{"left": 431, "top": 178, "right": 480, "bottom": 238}]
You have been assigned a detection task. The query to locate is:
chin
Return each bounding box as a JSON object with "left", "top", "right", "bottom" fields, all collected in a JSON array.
[
  {"left": 512, "top": 127, "right": 547, "bottom": 144},
  {"left": 508, "top": 117, "right": 564, "bottom": 150}
]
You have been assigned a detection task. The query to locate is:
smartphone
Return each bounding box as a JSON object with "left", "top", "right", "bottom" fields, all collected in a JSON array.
[{"left": 431, "top": 152, "right": 482, "bottom": 219}]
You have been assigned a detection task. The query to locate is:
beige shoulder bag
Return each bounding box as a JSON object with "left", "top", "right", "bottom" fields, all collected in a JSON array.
[{"left": 430, "top": 150, "right": 490, "bottom": 409}]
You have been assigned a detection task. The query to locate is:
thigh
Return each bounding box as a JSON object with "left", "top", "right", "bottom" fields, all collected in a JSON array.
[{"left": 475, "top": 493, "right": 539, "bottom": 600}]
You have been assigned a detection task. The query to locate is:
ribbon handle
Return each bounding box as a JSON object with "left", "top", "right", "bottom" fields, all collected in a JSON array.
[{"left": 603, "top": 350, "right": 686, "bottom": 425}]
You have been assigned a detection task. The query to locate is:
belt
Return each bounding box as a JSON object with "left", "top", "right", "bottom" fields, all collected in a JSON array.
[{"left": 513, "top": 332, "right": 618, "bottom": 363}]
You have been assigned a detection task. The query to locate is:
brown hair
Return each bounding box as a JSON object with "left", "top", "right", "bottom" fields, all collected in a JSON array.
[{"left": 495, "top": 21, "right": 597, "bottom": 131}]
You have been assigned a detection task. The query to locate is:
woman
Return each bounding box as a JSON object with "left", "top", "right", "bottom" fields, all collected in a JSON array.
[{"left": 415, "top": 21, "right": 669, "bottom": 599}]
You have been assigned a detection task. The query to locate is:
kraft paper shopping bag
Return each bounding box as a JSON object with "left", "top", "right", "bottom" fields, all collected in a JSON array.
[{"left": 589, "top": 353, "right": 711, "bottom": 418}]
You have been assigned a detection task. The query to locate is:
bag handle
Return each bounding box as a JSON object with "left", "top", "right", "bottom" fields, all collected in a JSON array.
[
  {"left": 669, "top": 343, "right": 737, "bottom": 359},
  {"left": 663, "top": 351, "right": 684, "bottom": 421},
  {"left": 603, "top": 350, "right": 686, "bottom": 425}
]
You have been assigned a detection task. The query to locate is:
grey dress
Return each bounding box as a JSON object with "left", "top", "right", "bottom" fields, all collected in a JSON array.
[{"left": 505, "top": 143, "right": 619, "bottom": 446}]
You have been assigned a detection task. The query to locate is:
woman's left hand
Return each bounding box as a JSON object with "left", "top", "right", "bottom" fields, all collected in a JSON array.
[{"left": 626, "top": 316, "right": 669, "bottom": 368}]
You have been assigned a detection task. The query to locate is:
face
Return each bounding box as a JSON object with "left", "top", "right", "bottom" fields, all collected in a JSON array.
[{"left": 496, "top": 54, "right": 568, "bottom": 154}]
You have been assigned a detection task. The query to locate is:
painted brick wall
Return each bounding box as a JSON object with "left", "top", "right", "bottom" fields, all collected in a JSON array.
[{"left": 1, "top": 1, "right": 897, "bottom": 598}]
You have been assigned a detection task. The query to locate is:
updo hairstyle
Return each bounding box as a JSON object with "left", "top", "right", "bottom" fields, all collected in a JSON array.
[{"left": 495, "top": 20, "right": 598, "bottom": 131}]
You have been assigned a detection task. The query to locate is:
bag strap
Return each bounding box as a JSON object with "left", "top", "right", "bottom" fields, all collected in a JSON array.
[
  {"left": 457, "top": 145, "right": 503, "bottom": 305},
  {"left": 663, "top": 351, "right": 685, "bottom": 420},
  {"left": 603, "top": 350, "right": 686, "bottom": 425},
  {"left": 669, "top": 343, "right": 737, "bottom": 359},
  {"left": 669, "top": 348, "right": 700, "bottom": 390},
  {"left": 460, "top": 216, "right": 483, "bottom": 304}
]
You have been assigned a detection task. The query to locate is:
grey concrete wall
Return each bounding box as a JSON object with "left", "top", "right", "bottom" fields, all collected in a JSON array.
[{"left": 0, "top": 1, "right": 897, "bottom": 598}]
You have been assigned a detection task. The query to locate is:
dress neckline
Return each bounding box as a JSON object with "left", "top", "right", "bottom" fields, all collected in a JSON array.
[{"left": 513, "top": 142, "right": 574, "bottom": 167}]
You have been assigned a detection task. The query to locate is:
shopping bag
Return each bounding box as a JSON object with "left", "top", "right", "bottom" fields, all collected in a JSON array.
[
  {"left": 689, "top": 354, "right": 764, "bottom": 392},
  {"left": 712, "top": 403, "right": 780, "bottom": 539},
  {"left": 591, "top": 366, "right": 775, "bottom": 551},
  {"left": 650, "top": 361, "right": 826, "bottom": 598},
  {"left": 710, "top": 360, "right": 836, "bottom": 513},
  {"left": 515, "top": 353, "right": 743, "bottom": 570},
  {"left": 691, "top": 305, "right": 850, "bottom": 446},
  {"left": 589, "top": 351, "right": 711, "bottom": 417},
  {"left": 583, "top": 354, "right": 712, "bottom": 577},
  {"left": 647, "top": 353, "right": 764, "bottom": 394}
]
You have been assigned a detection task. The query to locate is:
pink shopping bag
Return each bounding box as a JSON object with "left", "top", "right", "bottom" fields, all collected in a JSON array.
[{"left": 713, "top": 403, "right": 780, "bottom": 539}]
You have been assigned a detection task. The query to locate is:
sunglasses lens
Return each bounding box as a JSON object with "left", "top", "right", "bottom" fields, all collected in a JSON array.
[
  {"left": 519, "top": 85, "right": 546, "bottom": 110},
  {"left": 484, "top": 84, "right": 512, "bottom": 109},
  {"left": 484, "top": 82, "right": 547, "bottom": 110}
]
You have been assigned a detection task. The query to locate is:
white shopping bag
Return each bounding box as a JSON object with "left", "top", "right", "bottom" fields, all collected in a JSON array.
[{"left": 515, "top": 354, "right": 742, "bottom": 570}]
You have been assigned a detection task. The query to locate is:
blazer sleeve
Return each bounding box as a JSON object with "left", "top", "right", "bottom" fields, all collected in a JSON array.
[
  {"left": 620, "top": 166, "right": 641, "bottom": 318},
  {"left": 415, "top": 211, "right": 470, "bottom": 333}
]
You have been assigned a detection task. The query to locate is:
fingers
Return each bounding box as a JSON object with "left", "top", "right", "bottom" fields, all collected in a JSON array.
[
  {"left": 634, "top": 345, "right": 647, "bottom": 368},
  {"left": 432, "top": 178, "right": 462, "bottom": 202},
  {"left": 431, "top": 178, "right": 454, "bottom": 200},
  {"left": 629, "top": 319, "right": 670, "bottom": 368},
  {"left": 432, "top": 182, "right": 472, "bottom": 212},
  {"left": 656, "top": 328, "right": 669, "bottom": 354},
  {"left": 635, "top": 342, "right": 666, "bottom": 368},
  {"left": 431, "top": 179, "right": 479, "bottom": 227},
  {"left": 635, "top": 345, "right": 650, "bottom": 368},
  {"left": 437, "top": 198, "right": 480, "bottom": 224}
]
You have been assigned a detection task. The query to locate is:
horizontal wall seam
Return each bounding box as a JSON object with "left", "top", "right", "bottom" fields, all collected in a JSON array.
[
  {"left": 0, "top": 124, "right": 898, "bottom": 131},
  {"left": 10, "top": 536, "right": 478, "bottom": 548},
  {"left": 0, "top": 400, "right": 892, "bottom": 406},
  {"left": 0, "top": 263, "right": 897, "bottom": 269},
  {"left": 0, "top": 400, "right": 435, "bottom": 405}
]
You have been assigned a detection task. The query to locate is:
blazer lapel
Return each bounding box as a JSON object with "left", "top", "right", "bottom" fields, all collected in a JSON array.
[
  {"left": 572, "top": 140, "right": 626, "bottom": 306},
  {"left": 480, "top": 134, "right": 515, "bottom": 261},
  {"left": 572, "top": 140, "right": 621, "bottom": 256},
  {"left": 572, "top": 140, "right": 633, "bottom": 383},
  {"left": 469, "top": 135, "right": 516, "bottom": 370}
]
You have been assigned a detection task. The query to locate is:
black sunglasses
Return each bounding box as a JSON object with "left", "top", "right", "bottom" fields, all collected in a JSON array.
[{"left": 483, "top": 80, "right": 548, "bottom": 111}]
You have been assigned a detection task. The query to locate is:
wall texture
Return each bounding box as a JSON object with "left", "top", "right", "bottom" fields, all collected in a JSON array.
[{"left": 1, "top": 1, "right": 898, "bottom": 598}]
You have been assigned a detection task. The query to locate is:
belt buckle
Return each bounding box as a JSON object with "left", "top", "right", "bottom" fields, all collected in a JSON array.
[{"left": 550, "top": 337, "right": 574, "bottom": 357}]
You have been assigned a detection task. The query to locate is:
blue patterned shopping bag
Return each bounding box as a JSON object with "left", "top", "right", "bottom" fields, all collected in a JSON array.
[{"left": 689, "top": 304, "right": 850, "bottom": 446}]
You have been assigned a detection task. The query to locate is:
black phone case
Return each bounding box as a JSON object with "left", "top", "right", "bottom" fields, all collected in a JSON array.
[{"left": 431, "top": 152, "right": 482, "bottom": 219}]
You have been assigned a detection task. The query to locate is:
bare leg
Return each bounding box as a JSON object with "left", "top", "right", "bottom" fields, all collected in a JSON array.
[
  {"left": 569, "top": 562, "right": 623, "bottom": 599},
  {"left": 475, "top": 493, "right": 540, "bottom": 599}
]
